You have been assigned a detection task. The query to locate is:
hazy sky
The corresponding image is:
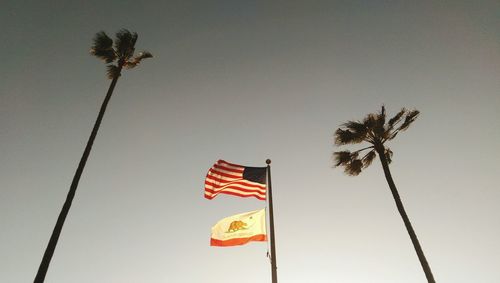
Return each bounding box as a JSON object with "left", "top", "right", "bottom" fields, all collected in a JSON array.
[{"left": 1, "top": 1, "right": 499, "bottom": 282}]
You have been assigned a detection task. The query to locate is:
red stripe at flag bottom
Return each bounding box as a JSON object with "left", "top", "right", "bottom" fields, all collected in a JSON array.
[{"left": 210, "top": 234, "right": 267, "bottom": 247}]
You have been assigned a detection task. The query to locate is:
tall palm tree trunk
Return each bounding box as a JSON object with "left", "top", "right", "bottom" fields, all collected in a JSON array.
[
  {"left": 34, "top": 72, "right": 121, "bottom": 283},
  {"left": 375, "top": 147, "right": 435, "bottom": 283}
]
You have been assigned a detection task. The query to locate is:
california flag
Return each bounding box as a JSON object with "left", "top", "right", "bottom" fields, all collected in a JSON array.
[{"left": 210, "top": 209, "right": 267, "bottom": 247}]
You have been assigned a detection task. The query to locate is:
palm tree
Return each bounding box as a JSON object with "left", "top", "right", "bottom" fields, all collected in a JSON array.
[
  {"left": 34, "top": 29, "right": 152, "bottom": 283},
  {"left": 333, "top": 106, "right": 435, "bottom": 283}
]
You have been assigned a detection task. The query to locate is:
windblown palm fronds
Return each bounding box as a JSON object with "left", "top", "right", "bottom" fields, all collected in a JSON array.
[
  {"left": 90, "top": 29, "right": 153, "bottom": 79},
  {"left": 333, "top": 106, "right": 419, "bottom": 175}
]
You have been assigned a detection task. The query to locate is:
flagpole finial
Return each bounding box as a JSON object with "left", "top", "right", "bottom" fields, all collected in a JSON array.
[{"left": 266, "top": 159, "right": 271, "bottom": 165}]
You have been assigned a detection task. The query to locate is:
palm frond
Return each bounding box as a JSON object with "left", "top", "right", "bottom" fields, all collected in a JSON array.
[
  {"left": 333, "top": 106, "right": 420, "bottom": 176},
  {"left": 106, "top": 65, "right": 121, "bottom": 79},
  {"left": 91, "top": 49, "right": 116, "bottom": 63},
  {"left": 123, "top": 51, "right": 153, "bottom": 69},
  {"left": 398, "top": 110, "right": 420, "bottom": 132},
  {"left": 115, "top": 29, "right": 138, "bottom": 59},
  {"left": 333, "top": 150, "right": 364, "bottom": 175},
  {"left": 385, "top": 148, "right": 393, "bottom": 164},
  {"left": 363, "top": 113, "right": 377, "bottom": 129},
  {"left": 344, "top": 120, "right": 368, "bottom": 137},
  {"left": 388, "top": 108, "right": 406, "bottom": 129},
  {"left": 92, "top": 31, "right": 113, "bottom": 48},
  {"left": 334, "top": 128, "right": 365, "bottom": 145},
  {"left": 135, "top": 51, "right": 153, "bottom": 60},
  {"left": 335, "top": 120, "right": 370, "bottom": 145},
  {"left": 345, "top": 159, "right": 363, "bottom": 176},
  {"left": 333, "top": 150, "right": 358, "bottom": 167},
  {"left": 361, "top": 150, "right": 377, "bottom": 168},
  {"left": 90, "top": 31, "right": 116, "bottom": 63}
]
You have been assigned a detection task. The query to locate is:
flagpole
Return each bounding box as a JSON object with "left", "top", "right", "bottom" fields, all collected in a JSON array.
[{"left": 266, "top": 159, "right": 278, "bottom": 283}]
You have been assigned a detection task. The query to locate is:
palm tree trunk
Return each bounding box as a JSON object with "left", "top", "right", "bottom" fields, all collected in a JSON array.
[
  {"left": 375, "top": 147, "right": 435, "bottom": 283},
  {"left": 34, "top": 73, "right": 121, "bottom": 283}
]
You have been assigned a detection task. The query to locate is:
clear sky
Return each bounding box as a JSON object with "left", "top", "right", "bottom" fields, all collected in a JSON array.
[{"left": 1, "top": 1, "right": 499, "bottom": 282}]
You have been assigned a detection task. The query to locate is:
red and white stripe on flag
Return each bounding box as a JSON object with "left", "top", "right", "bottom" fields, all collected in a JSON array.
[{"left": 204, "top": 160, "right": 267, "bottom": 200}]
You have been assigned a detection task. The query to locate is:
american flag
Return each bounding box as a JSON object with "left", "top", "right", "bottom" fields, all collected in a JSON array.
[{"left": 204, "top": 160, "right": 267, "bottom": 200}]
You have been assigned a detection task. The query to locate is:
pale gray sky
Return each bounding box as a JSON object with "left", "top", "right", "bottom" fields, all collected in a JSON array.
[{"left": 1, "top": 1, "right": 499, "bottom": 282}]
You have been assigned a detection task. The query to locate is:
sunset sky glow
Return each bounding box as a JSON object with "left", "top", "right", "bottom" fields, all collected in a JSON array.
[{"left": 1, "top": 1, "right": 499, "bottom": 282}]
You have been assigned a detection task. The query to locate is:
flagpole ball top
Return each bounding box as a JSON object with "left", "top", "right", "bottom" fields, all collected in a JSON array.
[{"left": 266, "top": 159, "right": 271, "bottom": 165}]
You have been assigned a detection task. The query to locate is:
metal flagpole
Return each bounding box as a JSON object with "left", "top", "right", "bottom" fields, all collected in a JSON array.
[{"left": 266, "top": 159, "right": 278, "bottom": 283}]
